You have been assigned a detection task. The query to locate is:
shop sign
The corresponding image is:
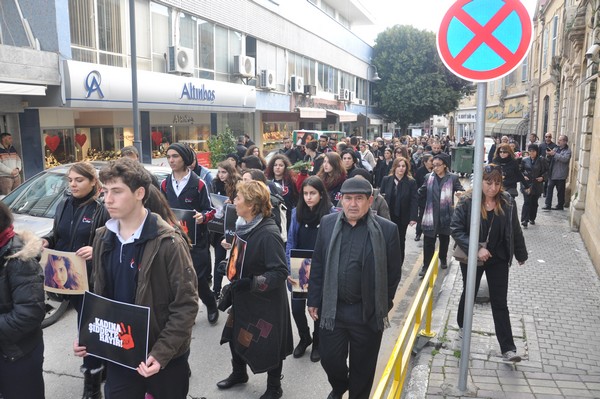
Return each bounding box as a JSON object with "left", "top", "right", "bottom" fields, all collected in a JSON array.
[
  {"left": 63, "top": 60, "right": 256, "bottom": 112},
  {"left": 456, "top": 112, "right": 476, "bottom": 122},
  {"left": 173, "top": 115, "right": 195, "bottom": 124}
]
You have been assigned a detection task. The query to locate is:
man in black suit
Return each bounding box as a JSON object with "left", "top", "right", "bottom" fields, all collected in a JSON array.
[{"left": 307, "top": 177, "right": 402, "bottom": 399}]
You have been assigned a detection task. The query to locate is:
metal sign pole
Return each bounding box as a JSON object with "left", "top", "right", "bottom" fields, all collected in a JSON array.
[
  {"left": 458, "top": 82, "right": 486, "bottom": 391},
  {"left": 129, "top": 0, "right": 141, "bottom": 155}
]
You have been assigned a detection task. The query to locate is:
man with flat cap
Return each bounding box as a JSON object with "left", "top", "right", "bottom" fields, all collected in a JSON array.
[
  {"left": 161, "top": 142, "right": 219, "bottom": 325},
  {"left": 307, "top": 177, "right": 402, "bottom": 399}
]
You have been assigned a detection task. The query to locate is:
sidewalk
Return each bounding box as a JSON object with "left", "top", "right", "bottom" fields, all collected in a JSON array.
[{"left": 403, "top": 196, "right": 600, "bottom": 399}]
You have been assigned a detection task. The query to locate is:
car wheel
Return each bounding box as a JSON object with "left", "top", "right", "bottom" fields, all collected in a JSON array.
[{"left": 41, "top": 292, "right": 69, "bottom": 328}]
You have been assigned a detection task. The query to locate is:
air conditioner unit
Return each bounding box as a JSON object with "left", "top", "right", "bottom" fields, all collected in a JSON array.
[
  {"left": 260, "top": 69, "right": 276, "bottom": 90},
  {"left": 167, "top": 46, "right": 194, "bottom": 75},
  {"left": 234, "top": 55, "right": 255, "bottom": 78},
  {"left": 290, "top": 76, "right": 304, "bottom": 93},
  {"left": 338, "top": 88, "right": 350, "bottom": 101},
  {"left": 304, "top": 85, "right": 316, "bottom": 96}
]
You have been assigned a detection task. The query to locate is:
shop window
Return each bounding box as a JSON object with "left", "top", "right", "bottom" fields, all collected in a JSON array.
[{"left": 43, "top": 129, "right": 75, "bottom": 168}]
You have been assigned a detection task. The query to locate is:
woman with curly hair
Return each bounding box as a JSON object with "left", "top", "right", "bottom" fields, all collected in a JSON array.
[
  {"left": 245, "top": 145, "right": 267, "bottom": 170},
  {"left": 266, "top": 154, "right": 298, "bottom": 232},
  {"left": 317, "top": 152, "right": 347, "bottom": 204}
]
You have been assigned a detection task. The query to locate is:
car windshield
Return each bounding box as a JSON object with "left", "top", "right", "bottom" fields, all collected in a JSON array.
[{"left": 2, "top": 171, "right": 69, "bottom": 218}]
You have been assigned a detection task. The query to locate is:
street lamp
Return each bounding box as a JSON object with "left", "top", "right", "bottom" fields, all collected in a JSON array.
[{"left": 366, "top": 64, "right": 381, "bottom": 138}]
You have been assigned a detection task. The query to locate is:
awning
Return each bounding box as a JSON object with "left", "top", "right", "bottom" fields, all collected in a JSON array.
[
  {"left": 491, "top": 118, "right": 529, "bottom": 136},
  {"left": 367, "top": 114, "right": 384, "bottom": 125},
  {"left": 0, "top": 82, "right": 47, "bottom": 96},
  {"left": 485, "top": 123, "right": 495, "bottom": 136},
  {"left": 296, "top": 107, "right": 326, "bottom": 119},
  {"left": 327, "top": 109, "right": 357, "bottom": 122}
]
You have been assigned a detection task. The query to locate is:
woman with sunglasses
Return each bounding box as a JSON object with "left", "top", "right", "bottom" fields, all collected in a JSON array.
[
  {"left": 492, "top": 143, "right": 526, "bottom": 198},
  {"left": 451, "top": 164, "right": 527, "bottom": 363},
  {"left": 417, "top": 153, "right": 464, "bottom": 277}
]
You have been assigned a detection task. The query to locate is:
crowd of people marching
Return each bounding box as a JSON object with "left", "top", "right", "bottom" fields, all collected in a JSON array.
[{"left": 1, "top": 129, "right": 572, "bottom": 399}]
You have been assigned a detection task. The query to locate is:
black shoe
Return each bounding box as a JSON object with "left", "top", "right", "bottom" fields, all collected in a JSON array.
[
  {"left": 293, "top": 335, "right": 313, "bottom": 358},
  {"left": 440, "top": 259, "right": 448, "bottom": 269},
  {"left": 208, "top": 309, "right": 219, "bottom": 325},
  {"left": 216, "top": 372, "right": 249, "bottom": 389},
  {"left": 418, "top": 265, "right": 427, "bottom": 278},
  {"left": 529, "top": 220, "right": 535, "bottom": 225},
  {"left": 552, "top": 206, "right": 564, "bottom": 210},
  {"left": 542, "top": 206, "right": 552, "bottom": 210},
  {"left": 82, "top": 369, "right": 103, "bottom": 399},
  {"left": 521, "top": 221, "right": 528, "bottom": 228},
  {"left": 310, "top": 347, "right": 321, "bottom": 362},
  {"left": 327, "top": 391, "right": 343, "bottom": 399},
  {"left": 414, "top": 234, "right": 421, "bottom": 242},
  {"left": 259, "top": 386, "right": 283, "bottom": 399}
]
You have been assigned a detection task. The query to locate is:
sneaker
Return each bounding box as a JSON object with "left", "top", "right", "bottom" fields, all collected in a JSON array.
[
  {"left": 414, "top": 234, "right": 421, "bottom": 242},
  {"left": 502, "top": 350, "right": 522, "bottom": 362},
  {"left": 418, "top": 266, "right": 427, "bottom": 278},
  {"left": 440, "top": 259, "right": 448, "bottom": 269},
  {"left": 521, "top": 221, "right": 528, "bottom": 229},
  {"left": 542, "top": 206, "right": 552, "bottom": 211},
  {"left": 529, "top": 220, "right": 535, "bottom": 225},
  {"left": 552, "top": 206, "right": 564, "bottom": 210}
]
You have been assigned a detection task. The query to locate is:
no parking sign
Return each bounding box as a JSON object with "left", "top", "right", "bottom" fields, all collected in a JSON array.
[{"left": 437, "top": 0, "right": 532, "bottom": 82}]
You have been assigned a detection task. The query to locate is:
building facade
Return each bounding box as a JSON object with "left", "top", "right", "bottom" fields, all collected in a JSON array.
[{"left": 0, "top": 0, "right": 382, "bottom": 175}]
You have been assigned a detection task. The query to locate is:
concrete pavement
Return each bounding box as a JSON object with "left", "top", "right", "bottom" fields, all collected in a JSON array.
[{"left": 403, "top": 194, "right": 600, "bottom": 398}]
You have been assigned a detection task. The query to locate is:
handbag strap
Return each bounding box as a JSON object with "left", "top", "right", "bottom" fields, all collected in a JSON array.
[{"left": 484, "top": 214, "right": 494, "bottom": 243}]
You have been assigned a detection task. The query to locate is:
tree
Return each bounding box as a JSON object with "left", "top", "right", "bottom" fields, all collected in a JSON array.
[
  {"left": 372, "top": 25, "right": 470, "bottom": 132},
  {"left": 207, "top": 127, "right": 236, "bottom": 167}
]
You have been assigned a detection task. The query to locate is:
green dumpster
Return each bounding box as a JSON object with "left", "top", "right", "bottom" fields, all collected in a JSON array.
[{"left": 450, "top": 146, "right": 475, "bottom": 174}]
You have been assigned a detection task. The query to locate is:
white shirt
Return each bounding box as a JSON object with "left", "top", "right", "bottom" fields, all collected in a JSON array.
[
  {"left": 105, "top": 209, "right": 149, "bottom": 262},
  {"left": 171, "top": 170, "right": 191, "bottom": 197}
]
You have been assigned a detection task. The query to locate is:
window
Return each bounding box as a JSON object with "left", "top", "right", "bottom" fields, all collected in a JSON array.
[
  {"left": 551, "top": 16, "right": 558, "bottom": 58},
  {"left": 542, "top": 27, "right": 548, "bottom": 70},
  {"left": 69, "top": 0, "right": 125, "bottom": 66},
  {"left": 150, "top": 2, "right": 169, "bottom": 73},
  {"left": 198, "top": 19, "right": 214, "bottom": 74},
  {"left": 521, "top": 54, "right": 528, "bottom": 82},
  {"left": 321, "top": 1, "right": 335, "bottom": 18}
]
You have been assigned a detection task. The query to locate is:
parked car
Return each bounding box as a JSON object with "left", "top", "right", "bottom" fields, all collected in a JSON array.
[{"left": 0, "top": 161, "right": 171, "bottom": 327}]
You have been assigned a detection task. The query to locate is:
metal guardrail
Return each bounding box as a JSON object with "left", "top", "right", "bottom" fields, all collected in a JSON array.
[{"left": 372, "top": 251, "right": 440, "bottom": 399}]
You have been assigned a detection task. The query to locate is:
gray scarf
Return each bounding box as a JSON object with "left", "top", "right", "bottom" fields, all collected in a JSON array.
[
  {"left": 321, "top": 210, "right": 390, "bottom": 331},
  {"left": 235, "top": 214, "right": 263, "bottom": 237}
]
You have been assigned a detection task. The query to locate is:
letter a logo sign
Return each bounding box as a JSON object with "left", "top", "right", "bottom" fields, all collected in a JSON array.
[{"left": 437, "top": 0, "right": 532, "bottom": 82}]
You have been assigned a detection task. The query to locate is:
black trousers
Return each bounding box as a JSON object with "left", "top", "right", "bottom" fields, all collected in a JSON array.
[
  {"left": 229, "top": 341, "right": 283, "bottom": 380},
  {"left": 191, "top": 245, "right": 217, "bottom": 311},
  {"left": 391, "top": 215, "right": 408, "bottom": 267},
  {"left": 319, "top": 302, "right": 383, "bottom": 399},
  {"left": 521, "top": 191, "right": 541, "bottom": 222},
  {"left": 104, "top": 351, "right": 190, "bottom": 399},
  {"left": 291, "top": 297, "right": 319, "bottom": 342},
  {"left": 211, "top": 236, "right": 228, "bottom": 295},
  {"left": 423, "top": 233, "right": 450, "bottom": 268},
  {"left": 545, "top": 178, "right": 566, "bottom": 208},
  {"left": 0, "top": 340, "right": 44, "bottom": 399},
  {"left": 415, "top": 204, "right": 424, "bottom": 236},
  {"left": 456, "top": 262, "right": 516, "bottom": 354}
]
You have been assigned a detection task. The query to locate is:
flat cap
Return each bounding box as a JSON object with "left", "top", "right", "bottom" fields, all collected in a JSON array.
[{"left": 340, "top": 176, "right": 373, "bottom": 196}]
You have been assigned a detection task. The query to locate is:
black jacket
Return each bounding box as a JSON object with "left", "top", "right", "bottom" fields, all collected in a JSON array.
[
  {"left": 492, "top": 156, "right": 525, "bottom": 191},
  {"left": 520, "top": 156, "right": 548, "bottom": 196},
  {"left": 307, "top": 212, "right": 402, "bottom": 327},
  {"left": 451, "top": 192, "right": 528, "bottom": 265},
  {"left": 379, "top": 175, "right": 418, "bottom": 225},
  {"left": 0, "top": 232, "right": 45, "bottom": 362},
  {"left": 374, "top": 159, "right": 393, "bottom": 188}
]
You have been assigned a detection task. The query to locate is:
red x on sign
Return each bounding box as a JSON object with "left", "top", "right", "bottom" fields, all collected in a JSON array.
[{"left": 437, "top": 0, "right": 532, "bottom": 82}]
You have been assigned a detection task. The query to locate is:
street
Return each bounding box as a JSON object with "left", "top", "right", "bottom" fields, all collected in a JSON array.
[{"left": 41, "top": 220, "right": 431, "bottom": 399}]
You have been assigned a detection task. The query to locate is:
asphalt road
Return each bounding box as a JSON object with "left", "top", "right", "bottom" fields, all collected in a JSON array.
[{"left": 42, "top": 226, "right": 431, "bottom": 399}]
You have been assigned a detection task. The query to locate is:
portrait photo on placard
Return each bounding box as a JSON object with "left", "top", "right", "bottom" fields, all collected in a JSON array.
[
  {"left": 289, "top": 249, "right": 313, "bottom": 299},
  {"left": 227, "top": 235, "right": 247, "bottom": 281},
  {"left": 41, "top": 248, "right": 89, "bottom": 295}
]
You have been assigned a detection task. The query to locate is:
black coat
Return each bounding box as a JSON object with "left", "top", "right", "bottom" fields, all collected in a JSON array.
[
  {"left": 307, "top": 213, "right": 402, "bottom": 328},
  {"left": 0, "top": 232, "right": 45, "bottom": 361},
  {"left": 451, "top": 192, "right": 528, "bottom": 265},
  {"left": 374, "top": 159, "right": 393, "bottom": 187},
  {"left": 493, "top": 156, "right": 525, "bottom": 191},
  {"left": 520, "top": 156, "right": 548, "bottom": 196},
  {"left": 221, "top": 218, "right": 293, "bottom": 373},
  {"left": 379, "top": 175, "right": 418, "bottom": 226}
]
